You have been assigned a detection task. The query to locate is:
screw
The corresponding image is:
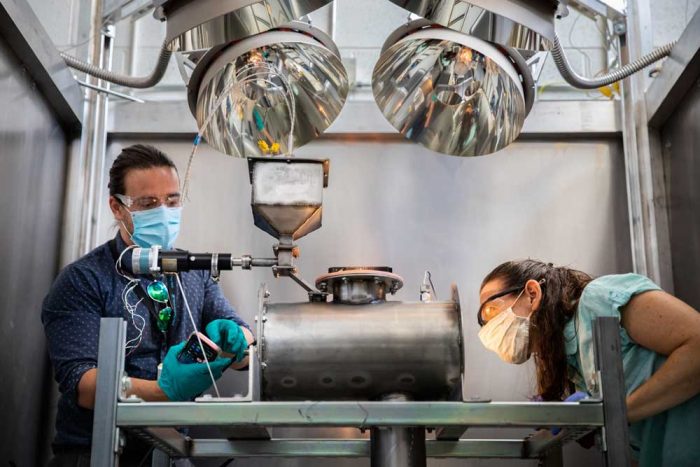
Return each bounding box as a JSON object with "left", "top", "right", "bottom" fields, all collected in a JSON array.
[{"left": 613, "top": 21, "right": 626, "bottom": 35}]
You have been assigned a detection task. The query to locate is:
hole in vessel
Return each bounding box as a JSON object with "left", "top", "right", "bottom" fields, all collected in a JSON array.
[{"left": 280, "top": 376, "right": 297, "bottom": 388}]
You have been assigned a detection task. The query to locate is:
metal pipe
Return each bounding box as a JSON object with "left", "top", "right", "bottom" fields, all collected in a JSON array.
[
  {"left": 77, "top": 80, "right": 146, "bottom": 103},
  {"left": 370, "top": 395, "right": 426, "bottom": 467},
  {"left": 88, "top": 26, "right": 114, "bottom": 250},
  {"left": 78, "top": 0, "right": 105, "bottom": 255},
  {"left": 370, "top": 427, "right": 427, "bottom": 467}
]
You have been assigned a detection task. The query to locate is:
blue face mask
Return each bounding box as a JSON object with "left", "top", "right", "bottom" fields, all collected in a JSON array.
[{"left": 127, "top": 205, "right": 182, "bottom": 249}]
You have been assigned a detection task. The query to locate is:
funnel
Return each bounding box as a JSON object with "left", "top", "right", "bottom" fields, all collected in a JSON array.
[{"left": 248, "top": 157, "right": 329, "bottom": 241}]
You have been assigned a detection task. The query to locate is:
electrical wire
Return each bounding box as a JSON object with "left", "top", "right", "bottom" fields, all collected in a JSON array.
[
  {"left": 174, "top": 273, "right": 222, "bottom": 398},
  {"left": 58, "top": 33, "right": 101, "bottom": 54},
  {"left": 115, "top": 245, "right": 147, "bottom": 355},
  {"left": 181, "top": 60, "right": 297, "bottom": 200},
  {"left": 122, "top": 280, "right": 146, "bottom": 355}
]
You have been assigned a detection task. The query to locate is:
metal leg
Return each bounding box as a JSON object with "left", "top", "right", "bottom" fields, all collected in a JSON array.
[
  {"left": 370, "top": 427, "right": 426, "bottom": 467},
  {"left": 594, "top": 317, "right": 631, "bottom": 467},
  {"left": 151, "top": 449, "right": 171, "bottom": 467},
  {"left": 538, "top": 445, "right": 563, "bottom": 467},
  {"left": 370, "top": 394, "right": 426, "bottom": 467},
  {"left": 91, "top": 318, "right": 127, "bottom": 467}
]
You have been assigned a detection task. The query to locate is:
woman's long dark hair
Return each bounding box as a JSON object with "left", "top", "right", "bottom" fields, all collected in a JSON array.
[{"left": 481, "top": 260, "right": 593, "bottom": 401}]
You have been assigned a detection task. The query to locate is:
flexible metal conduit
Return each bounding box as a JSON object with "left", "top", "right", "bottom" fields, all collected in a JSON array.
[
  {"left": 60, "top": 42, "right": 172, "bottom": 89},
  {"left": 551, "top": 34, "right": 677, "bottom": 90}
]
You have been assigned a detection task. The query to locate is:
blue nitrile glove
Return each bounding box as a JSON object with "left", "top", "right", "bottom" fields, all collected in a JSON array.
[
  {"left": 205, "top": 319, "right": 249, "bottom": 362},
  {"left": 158, "top": 341, "right": 233, "bottom": 401},
  {"left": 551, "top": 391, "right": 590, "bottom": 435}
]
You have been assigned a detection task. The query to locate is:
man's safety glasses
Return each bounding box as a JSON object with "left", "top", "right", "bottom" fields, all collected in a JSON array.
[{"left": 115, "top": 193, "right": 182, "bottom": 211}]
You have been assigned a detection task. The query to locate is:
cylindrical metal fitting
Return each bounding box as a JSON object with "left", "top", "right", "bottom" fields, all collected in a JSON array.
[
  {"left": 316, "top": 268, "right": 404, "bottom": 304},
  {"left": 371, "top": 426, "right": 426, "bottom": 467},
  {"left": 259, "top": 300, "right": 463, "bottom": 401}
]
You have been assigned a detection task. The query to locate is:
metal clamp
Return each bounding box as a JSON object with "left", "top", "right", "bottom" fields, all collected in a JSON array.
[
  {"left": 149, "top": 245, "right": 161, "bottom": 274},
  {"left": 210, "top": 253, "right": 220, "bottom": 282}
]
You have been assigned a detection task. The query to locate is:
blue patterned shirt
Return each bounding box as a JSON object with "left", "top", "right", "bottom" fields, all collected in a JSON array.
[{"left": 41, "top": 234, "right": 250, "bottom": 447}]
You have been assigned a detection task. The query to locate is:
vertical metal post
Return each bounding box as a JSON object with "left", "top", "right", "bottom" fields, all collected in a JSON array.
[
  {"left": 77, "top": 0, "right": 103, "bottom": 255},
  {"left": 538, "top": 445, "right": 564, "bottom": 467},
  {"left": 593, "top": 317, "right": 631, "bottom": 467},
  {"left": 370, "top": 427, "right": 426, "bottom": 467},
  {"left": 88, "top": 24, "right": 114, "bottom": 248},
  {"left": 151, "top": 449, "right": 171, "bottom": 467},
  {"left": 91, "top": 318, "right": 126, "bottom": 467},
  {"left": 619, "top": 0, "right": 674, "bottom": 291},
  {"left": 370, "top": 394, "right": 426, "bottom": 467}
]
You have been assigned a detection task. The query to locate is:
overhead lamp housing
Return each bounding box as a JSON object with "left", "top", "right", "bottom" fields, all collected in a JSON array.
[
  {"left": 372, "top": 22, "right": 534, "bottom": 157},
  {"left": 156, "top": 0, "right": 334, "bottom": 51},
  {"left": 188, "top": 22, "right": 349, "bottom": 158},
  {"left": 386, "top": 0, "right": 558, "bottom": 53}
]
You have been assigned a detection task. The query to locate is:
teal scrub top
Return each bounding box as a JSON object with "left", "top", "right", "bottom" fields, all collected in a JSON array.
[{"left": 563, "top": 273, "right": 700, "bottom": 466}]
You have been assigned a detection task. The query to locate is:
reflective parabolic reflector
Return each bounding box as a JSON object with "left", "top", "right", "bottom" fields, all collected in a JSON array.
[
  {"left": 372, "top": 27, "right": 526, "bottom": 157},
  {"left": 194, "top": 26, "right": 348, "bottom": 158}
]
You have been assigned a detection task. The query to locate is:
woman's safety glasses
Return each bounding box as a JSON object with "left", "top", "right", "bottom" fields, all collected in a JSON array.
[
  {"left": 477, "top": 285, "right": 525, "bottom": 326},
  {"left": 147, "top": 280, "right": 173, "bottom": 332}
]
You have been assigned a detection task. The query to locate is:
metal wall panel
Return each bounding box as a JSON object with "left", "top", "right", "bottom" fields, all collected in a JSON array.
[
  {"left": 100, "top": 135, "right": 630, "bottom": 467},
  {"left": 0, "top": 35, "right": 68, "bottom": 465},
  {"left": 662, "top": 78, "right": 700, "bottom": 310}
]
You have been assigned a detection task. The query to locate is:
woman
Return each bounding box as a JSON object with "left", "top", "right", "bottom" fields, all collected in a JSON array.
[{"left": 477, "top": 260, "right": 700, "bottom": 467}]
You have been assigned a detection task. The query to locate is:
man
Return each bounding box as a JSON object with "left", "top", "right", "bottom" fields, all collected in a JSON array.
[{"left": 42, "top": 144, "right": 253, "bottom": 465}]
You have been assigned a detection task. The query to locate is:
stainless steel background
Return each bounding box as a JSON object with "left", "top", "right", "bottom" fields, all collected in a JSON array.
[
  {"left": 0, "top": 37, "right": 69, "bottom": 466},
  {"left": 99, "top": 135, "right": 630, "bottom": 466},
  {"left": 662, "top": 77, "right": 700, "bottom": 311}
]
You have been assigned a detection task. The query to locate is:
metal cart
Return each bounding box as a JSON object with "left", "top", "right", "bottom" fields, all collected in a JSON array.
[{"left": 90, "top": 316, "right": 631, "bottom": 466}]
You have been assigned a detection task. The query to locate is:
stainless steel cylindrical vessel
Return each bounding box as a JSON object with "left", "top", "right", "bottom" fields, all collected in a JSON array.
[{"left": 259, "top": 300, "right": 463, "bottom": 401}]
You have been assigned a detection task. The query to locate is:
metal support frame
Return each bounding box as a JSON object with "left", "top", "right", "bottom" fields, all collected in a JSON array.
[
  {"left": 646, "top": 8, "right": 700, "bottom": 128},
  {"left": 91, "top": 319, "right": 126, "bottom": 467},
  {"left": 91, "top": 316, "right": 630, "bottom": 466},
  {"left": 594, "top": 317, "right": 631, "bottom": 467},
  {"left": 0, "top": 0, "right": 83, "bottom": 134},
  {"left": 618, "top": 0, "right": 674, "bottom": 291},
  {"left": 79, "top": 19, "right": 114, "bottom": 255}
]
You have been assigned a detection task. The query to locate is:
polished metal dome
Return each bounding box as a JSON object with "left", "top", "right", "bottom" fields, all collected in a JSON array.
[
  {"left": 373, "top": 25, "right": 528, "bottom": 157},
  {"left": 193, "top": 23, "right": 349, "bottom": 157}
]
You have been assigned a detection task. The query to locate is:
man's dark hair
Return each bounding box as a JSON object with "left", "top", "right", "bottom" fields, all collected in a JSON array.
[{"left": 108, "top": 144, "right": 178, "bottom": 196}]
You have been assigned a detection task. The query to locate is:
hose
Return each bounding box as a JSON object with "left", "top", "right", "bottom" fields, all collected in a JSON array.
[
  {"left": 551, "top": 34, "right": 677, "bottom": 90},
  {"left": 504, "top": 46, "right": 535, "bottom": 115},
  {"left": 60, "top": 41, "right": 172, "bottom": 89}
]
